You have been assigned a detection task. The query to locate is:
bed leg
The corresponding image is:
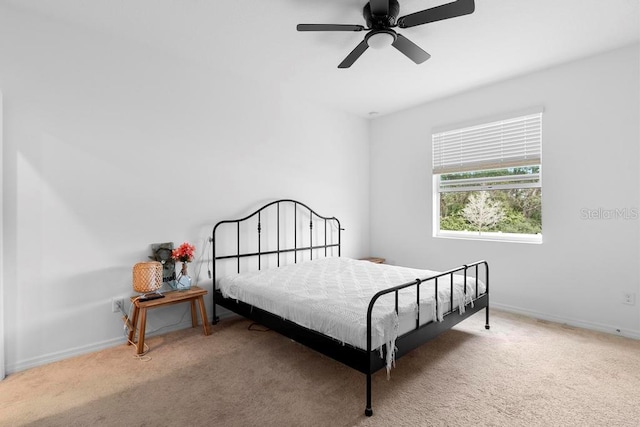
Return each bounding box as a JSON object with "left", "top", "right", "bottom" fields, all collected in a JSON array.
[
  {"left": 485, "top": 306, "right": 490, "bottom": 330},
  {"left": 212, "top": 297, "right": 219, "bottom": 325},
  {"left": 365, "top": 373, "right": 373, "bottom": 417}
]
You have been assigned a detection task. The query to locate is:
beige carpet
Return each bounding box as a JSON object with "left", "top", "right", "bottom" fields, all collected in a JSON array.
[{"left": 1, "top": 310, "right": 639, "bottom": 426}]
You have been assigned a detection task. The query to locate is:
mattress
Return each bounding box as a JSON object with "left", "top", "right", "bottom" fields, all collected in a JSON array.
[{"left": 217, "top": 257, "right": 485, "bottom": 369}]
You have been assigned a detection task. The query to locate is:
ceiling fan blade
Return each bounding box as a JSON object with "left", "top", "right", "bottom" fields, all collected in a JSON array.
[
  {"left": 297, "top": 24, "right": 365, "bottom": 32},
  {"left": 392, "top": 33, "right": 431, "bottom": 64},
  {"left": 397, "top": 0, "right": 475, "bottom": 28},
  {"left": 338, "top": 40, "right": 369, "bottom": 69},
  {"left": 369, "top": 0, "right": 389, "bottom": 16}
]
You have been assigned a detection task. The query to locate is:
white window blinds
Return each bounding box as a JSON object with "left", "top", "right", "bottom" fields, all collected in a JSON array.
[{"left": 432, "top": 112, "right": 542, "bottom": 175}]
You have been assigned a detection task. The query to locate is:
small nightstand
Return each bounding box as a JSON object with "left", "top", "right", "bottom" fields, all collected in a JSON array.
[
  {"left": 360, "top": 257, "right": 385, "bottom": 264},
  {"left": 128, "top": 286, "right": 211, "bottom": 355}
]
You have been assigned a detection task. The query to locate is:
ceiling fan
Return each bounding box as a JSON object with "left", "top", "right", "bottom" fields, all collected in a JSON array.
[{"left": 297, "top": 0, "right": 475, "bottom": 68}]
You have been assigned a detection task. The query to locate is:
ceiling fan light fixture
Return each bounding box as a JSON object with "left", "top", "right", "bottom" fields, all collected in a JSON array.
[
  {"left": 297, "top": 0, "right": 476, "bottom": 68},
  {"left": 366, "top": 31, "right": 396, "bottom": 49}
]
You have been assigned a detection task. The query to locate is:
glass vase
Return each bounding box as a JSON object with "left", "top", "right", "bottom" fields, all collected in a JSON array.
[{"left": 176, "top": 262, "right": 191, "bottom": 291}]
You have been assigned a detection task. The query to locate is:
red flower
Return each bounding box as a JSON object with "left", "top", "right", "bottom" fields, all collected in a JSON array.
[{"left": 172, "top": 242, "right": 195, "bottom": 263}]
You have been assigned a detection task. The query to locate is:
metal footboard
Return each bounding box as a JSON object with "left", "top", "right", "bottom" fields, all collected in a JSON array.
[{"left": 364, "top": 260, "right": 489, "bottom": 416}]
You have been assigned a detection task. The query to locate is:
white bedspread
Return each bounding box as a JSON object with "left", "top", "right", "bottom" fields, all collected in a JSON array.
[{"left": 218, "top": 257, "right": 485, "bottom": 369}]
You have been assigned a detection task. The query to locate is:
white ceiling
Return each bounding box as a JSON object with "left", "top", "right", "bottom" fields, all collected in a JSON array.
[{"left": 4, "top": 0, "right": 640, "bottom": 118}]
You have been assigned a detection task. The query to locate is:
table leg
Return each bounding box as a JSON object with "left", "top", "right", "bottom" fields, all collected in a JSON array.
[
  {"left": 190, "top": 299, "right": 198, "bottom": 328},
  {"left": 137, "top": 307, "right": 147, "bottom": 355},
  {"left": 197, "top": 296, "right": 211, "bottom": 336},
  {"left": 128, "top": 303, "right": 139, "bottom": 345}
]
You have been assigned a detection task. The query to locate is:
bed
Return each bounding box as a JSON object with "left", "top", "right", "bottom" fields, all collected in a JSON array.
[{"left": 211, "top": 199, "right": 489, "bottom": 416}]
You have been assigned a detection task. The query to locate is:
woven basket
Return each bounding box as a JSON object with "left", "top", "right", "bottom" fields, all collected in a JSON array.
[{"left": 132, "top": 261, "right": 163, "bottom": 293}]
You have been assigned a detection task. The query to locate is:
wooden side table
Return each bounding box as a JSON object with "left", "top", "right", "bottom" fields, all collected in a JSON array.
[
  {"left": 360, "top": 257, "right": 385, "bottom": 264},
  {"left": 128, "top": 286, "right": 211, "bottom": 355}
]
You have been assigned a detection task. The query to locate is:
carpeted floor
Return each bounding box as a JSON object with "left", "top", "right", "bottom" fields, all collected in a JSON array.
[{"left": 1, "top": 309, "right": 639, "bottom": 426}]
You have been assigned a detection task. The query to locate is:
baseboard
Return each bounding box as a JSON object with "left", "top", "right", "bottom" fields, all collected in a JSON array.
[
  {"left": 8, "top": 304, "right": 634, "bottom": 376},
  {"left": 492, "top": 302, "right": 640, "bottom": 340},
  {"left": 5, "top": 311, "right": 234, "bottom": 376},
  {"left": 6, "top": 336, "right": 127, "bottom": 375}
]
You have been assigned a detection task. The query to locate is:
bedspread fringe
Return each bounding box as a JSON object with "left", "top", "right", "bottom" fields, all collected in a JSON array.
[
  {"left": 435, "top": 283, "right": 477, "bottom": 321},
  {"left": 379, "top": 312, "right": 399, "bottom": 378}
]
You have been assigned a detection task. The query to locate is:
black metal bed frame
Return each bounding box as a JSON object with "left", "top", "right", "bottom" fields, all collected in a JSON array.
[{"left": 211, "top": 199, "right": 489, "bottom": 417}]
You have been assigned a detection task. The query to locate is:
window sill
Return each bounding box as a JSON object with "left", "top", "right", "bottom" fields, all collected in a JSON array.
[{"left": 435, "top": 230, "right": 543, "bottom": 244}]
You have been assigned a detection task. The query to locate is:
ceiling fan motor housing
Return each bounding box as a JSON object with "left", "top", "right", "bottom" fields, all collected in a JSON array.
[{"left": 364, "top": 0, "right": 400, "bottom": 29}]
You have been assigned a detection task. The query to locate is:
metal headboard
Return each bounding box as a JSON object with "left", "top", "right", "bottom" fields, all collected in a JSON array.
[{"left": 212, "top": 199, "right": 342, "bottom": 283}]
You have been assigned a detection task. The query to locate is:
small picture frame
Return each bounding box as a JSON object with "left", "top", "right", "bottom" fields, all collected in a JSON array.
[{"left": 149, "top": 242, "right": 176, "bottom": 285}]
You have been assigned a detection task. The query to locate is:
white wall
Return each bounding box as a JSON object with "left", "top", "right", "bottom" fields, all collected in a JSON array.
[
  {"left": 0, "top": 91, "right": 5, "bottom": 380},
  {"left": 370, "top": 44, "right": 640, "bottom": 338},
  {"left": 0, "top": 6, "right": 370, "bottom": 373}
]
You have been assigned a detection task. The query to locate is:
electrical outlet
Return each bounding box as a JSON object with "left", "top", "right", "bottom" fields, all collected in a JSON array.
[
  {"left": 622, "top": 292, "right": 636, "bottom": 306},
  {"left": 112, "top": 297, "right": 125, "bottom": 313}
]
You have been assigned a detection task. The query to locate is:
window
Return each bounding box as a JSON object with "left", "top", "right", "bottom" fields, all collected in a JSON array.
[{"left": 433, "top": 110, "right": 543, "bottom": 243}]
